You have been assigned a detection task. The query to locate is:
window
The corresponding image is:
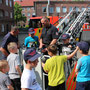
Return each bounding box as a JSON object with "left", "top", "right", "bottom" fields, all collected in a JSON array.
[
  {"left": 42, "top": 7, "right": 47, "bottom": 13},
  {"left": 81, "top": 7, "right": 85, "bottom": 11},
  {"left": 69, "top": 7, "right": 73, "bottom": 12},
  {"left": 32, "top": 13, "right": 35, "bottom": 15},
  {"left": 0, "top": 10, "right": 3, "bottom": 17},
  {"left": 88, "top": 7, "right": 90, "bottom": 10},
  {"left": 27, "top": 8, "right": 30, "bottom": 11},
  {"left": 22, "top": 13, "right": 25, "bottom": 16},
  {"left": 75, "top": 7, "right": 79, "bottom": 12},
  {"left": 10, "top": 12, "right": 13, "bottom": 18},
  {"left": 31, "top": 7, "right": 34, "bottom": 10},
  {"left": 0, "top": 0, "right": 2, "bottom": 3},
  {"left": 27, "top": 18, "right": 30, "bottom": 21},
  {"left": 6, "top": 0, "right": 8, "bottom": 6},
  {"left": 1, "top": 24, "right": 4, "bottom": 32},
  {"left": 50, "top": 7, "right": 54, "bottom": 13},
  {"left": 27, "top": 13, "right": 30, "bottom": 16},
  {"left": 10, "top": 0, "right": 12, "bottom": 7},
  {"left": 22, "top": 8, "right": 25, "bottom": 11},
  {"left": 62, "top": 7, "right": 67, "bottom": 13},
  {"left": 56, "top": 7, "right": 60, "bottom": 13},
  {"left": 5, "top": 11, "right": 9, "bottom": 16}
]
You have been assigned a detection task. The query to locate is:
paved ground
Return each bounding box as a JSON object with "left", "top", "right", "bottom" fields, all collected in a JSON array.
[{"left": 0, "top": 35, "right": 4, "bottom": 59}]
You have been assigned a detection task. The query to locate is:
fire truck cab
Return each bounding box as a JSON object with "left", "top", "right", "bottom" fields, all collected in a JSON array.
[
  {"left": 28, "top": 16, "right": 61, "bottom": 39},
  {"left": 81, "top": 22, "right": 90, "bottom": 45}
]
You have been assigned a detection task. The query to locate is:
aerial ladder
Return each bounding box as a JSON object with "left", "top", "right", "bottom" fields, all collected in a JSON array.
[
  {"left": 56, "top": 7, "right": 79, "bottom": 36},
  {"left": 36, "top": 7, "right": 90, "bottom": 90},
  {"left": 57, "top": 7, "right": 90, "bottom": 44},
  {"left": 56, "top": 7, "right": 90, "bottom": 90}
]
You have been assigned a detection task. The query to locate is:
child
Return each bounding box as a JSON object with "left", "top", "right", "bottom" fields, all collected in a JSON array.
[
  {"left": 0, "top": 60, "right": 14, "bottom": 90},
  {"left": 75, "top": 41, "right": 90, "bottom": 90},
  {"left": 7, "top": 42, "right": 22, "bottom": 90},
  {"left": 42, "top": 44, "right": 78, "bottom": 90},
  {"left": 24, "top": 28, "right": 39, "bottom": 48},
  {"left": 21, "top": 48, "right": 42, "bottom": 90},
  {"left": 60, "top": 34, "right": 76, "bottom": 68}
]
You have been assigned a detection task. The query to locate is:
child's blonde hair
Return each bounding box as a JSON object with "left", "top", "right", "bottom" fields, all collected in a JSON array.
[
  {"left": 0, "top": 60, "right": 8, "bottom": 71},
  {"left": 7, "top": 42, "right": 17, "bottom": 51}
]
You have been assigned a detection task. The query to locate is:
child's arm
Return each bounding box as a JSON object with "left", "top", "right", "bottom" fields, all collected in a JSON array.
[
  {"left": 22, "top": 88, "right": 29, "bottom": 90},
  {"left": 75, "top": 68, "right": 78, "bottom": 75},
  {"left": 75, "top": 59, "right": 82, "bottom": 75},
  {"left": 15, "top": 65, "right": 22, "bottom": 76},
  {"left": 67, "top": 46, "right": 79, "bottom": 60},
  {"left": 7, "top": 85, "right": 14, "bottom": 90},
  {"left": 42, "top": 62, "right": 45, "bottom": 68},
  {"left": 42, "top": 62, "right": 48, "bottom": 73}
]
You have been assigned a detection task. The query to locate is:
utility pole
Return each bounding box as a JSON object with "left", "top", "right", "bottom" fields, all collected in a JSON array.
[{"left": 47, "top": 0, "right": 50, "bottom": 16}]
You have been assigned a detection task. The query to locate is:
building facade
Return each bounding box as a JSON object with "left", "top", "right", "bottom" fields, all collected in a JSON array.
[
  {"left": 14, "top": 0, "right": 37, "bottom": 25},
  {"left": 0, "top": 0, "right": 14, "bottom": 35},
  {"left": 34, "top": 0, "right": 90, "bottom": 17}
]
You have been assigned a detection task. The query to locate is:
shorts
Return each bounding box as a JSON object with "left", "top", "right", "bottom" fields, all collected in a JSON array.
[
  {"left": 76, "top": 81, "right": 90, "bottom": 90},
  {"left": 11, "top": 78, "right": 21, "bottom": 90}
]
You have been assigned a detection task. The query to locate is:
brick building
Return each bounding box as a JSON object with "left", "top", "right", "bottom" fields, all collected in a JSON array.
[
  {"left": 14, "top": 0, "right": 37, "bottom": 25},
  {"left": 34, "top": 0, "right": 90, "bottom": 17},
  {"left": 0, "top": 0, "right": 14, "bottom": 35},
  {"left": 14, "top": 0, "right": 90, "bottom": 25}
]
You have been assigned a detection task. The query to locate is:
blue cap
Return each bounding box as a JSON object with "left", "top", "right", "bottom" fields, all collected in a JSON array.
[
  {"left": 76, "top": 41, "right": 89, "bottom": 52},
  {"left": 28, "top": 28, "right": 35, "bottom": 34},
  {"left": 61, "top": 34, "right": 70, "bottom": 40},
  {"left": 24, "top": 48, "right": 41, "bottom": 62}
]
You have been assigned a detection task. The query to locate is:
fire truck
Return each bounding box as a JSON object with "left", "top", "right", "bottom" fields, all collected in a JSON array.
[
  {"left": 21, "top": 7, "right": 90, "bottom": 90},
  {"left": 28, "top": 16, "right": 62, "bottom": 39},
  {"left": 39, "top": 7, "right": 90, "bottom": 90},
  {"left": 56, "top": 7, "right": 90, "bottom": 90},
  {"left": 81, "top": 22, "right": 90, "bottom": 45}
]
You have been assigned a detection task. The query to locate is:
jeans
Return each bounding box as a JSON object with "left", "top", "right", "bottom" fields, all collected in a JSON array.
[{"left": 76, "top": 81, "right": 90, "bottom": 90}]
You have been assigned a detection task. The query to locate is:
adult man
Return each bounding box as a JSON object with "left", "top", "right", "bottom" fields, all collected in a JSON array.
[
  {"left": 24, "top": 28, "right": 39, "bottom": 49},
  {"left": 39, "top": 17, "right": 59, "bottom": 89},
  {"left": 39, "top": 17, "right": 59, "bottom": 53},
  {"left": 0, "top": 26, "right": 19, "bottom": 59}
]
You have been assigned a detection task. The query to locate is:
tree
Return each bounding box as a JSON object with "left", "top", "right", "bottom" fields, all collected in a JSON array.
[{"left": 14, "top": 2, "right": 26, "bottom": 25}]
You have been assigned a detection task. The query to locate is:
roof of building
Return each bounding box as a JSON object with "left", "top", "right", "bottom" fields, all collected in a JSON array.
[
  {"left": 14, "top": 0, "right": 37, "bottom": 7},
  {"left": 14, "top": 0, "right": 89, "bottom": 7}
]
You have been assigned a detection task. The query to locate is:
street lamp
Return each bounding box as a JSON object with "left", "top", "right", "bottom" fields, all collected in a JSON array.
[{"left": 47, "top": 0, "right": 50, "bottom": 16}]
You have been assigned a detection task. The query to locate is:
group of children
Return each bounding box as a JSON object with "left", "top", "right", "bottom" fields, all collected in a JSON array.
[
  {"left": 0, "top": 42, "right": 22, "bottom": 90},
  {"left": 0, "top": 32, "right": 90, "bottom": 90}
]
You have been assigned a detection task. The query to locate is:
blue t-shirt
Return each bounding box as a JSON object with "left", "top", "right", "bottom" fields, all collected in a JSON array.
[
  {"left": 76, "top": 55, "right": 90, "bottom": 82},
  {"left": 24, "top": 36, "right": 39, "bottom": 48}
]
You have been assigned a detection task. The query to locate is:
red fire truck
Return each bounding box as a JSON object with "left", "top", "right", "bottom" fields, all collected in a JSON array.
[{"left": 28, "top": 16, "right": 62, "bottom": 39}]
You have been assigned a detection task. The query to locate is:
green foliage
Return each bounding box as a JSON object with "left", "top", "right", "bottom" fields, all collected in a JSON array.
[
  {"left": 14, "top": 2, "right": 27, "bottom": 25},
  {"left": 25, "top": 25, "right": 29, "bottom": 28}
]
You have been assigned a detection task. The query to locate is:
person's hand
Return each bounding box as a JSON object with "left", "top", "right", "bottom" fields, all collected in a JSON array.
[
  {"left": 42, "top": 62, "right": 45, "bottom": 68},
  {"left": 68, "top": 45, "right": 72, "bottom": 48},
  {"left": 76, "top": 46, "right": 79, "bottom": 50},
  {"left": 39, "top": 43, "right": 45, "bottom": 49}
]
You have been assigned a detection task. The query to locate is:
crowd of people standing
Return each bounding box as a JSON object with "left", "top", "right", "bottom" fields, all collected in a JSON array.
[{"left": 0, "top": 16, "right": 90, "bottom": 90}]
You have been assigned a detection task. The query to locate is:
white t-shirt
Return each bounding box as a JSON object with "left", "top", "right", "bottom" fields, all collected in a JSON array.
[
  {"left": 21, "top": 68, "right": 42, "bottom": 90},
  {"left": 7, "top": 53, "right": 20, "bottom": 79}
]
